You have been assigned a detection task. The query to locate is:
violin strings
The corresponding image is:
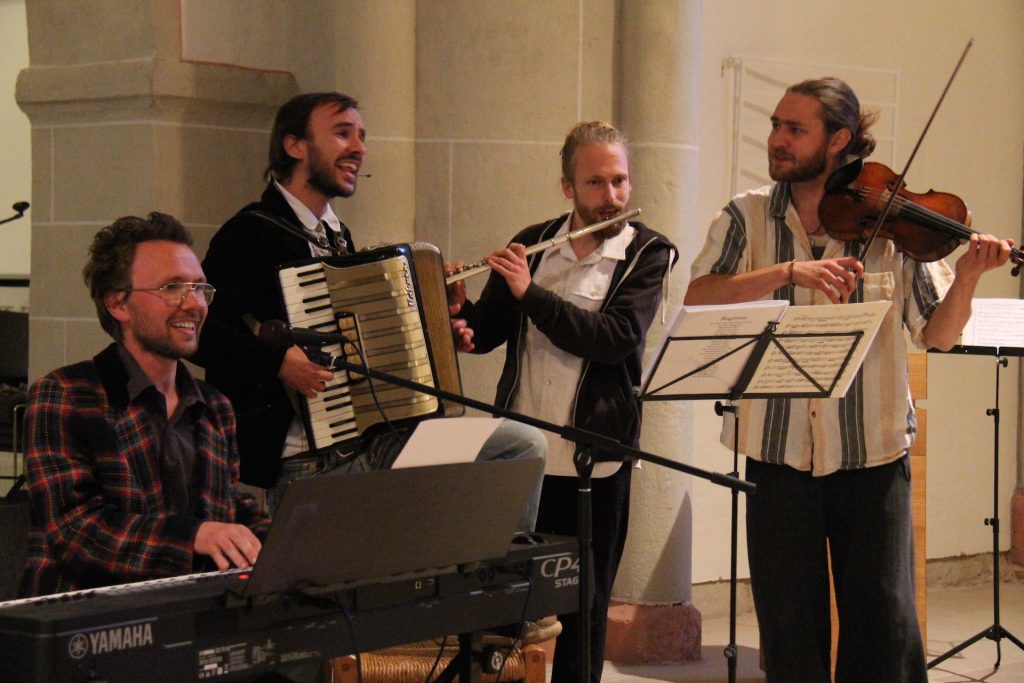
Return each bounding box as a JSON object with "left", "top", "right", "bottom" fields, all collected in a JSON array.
[{"left": 854, "top": 188, "right": 972, "bottom": 239}]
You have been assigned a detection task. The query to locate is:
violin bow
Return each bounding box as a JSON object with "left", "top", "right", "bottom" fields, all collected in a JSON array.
[{"left": 857, "top": 38, "right": 974, "bottom": 263}]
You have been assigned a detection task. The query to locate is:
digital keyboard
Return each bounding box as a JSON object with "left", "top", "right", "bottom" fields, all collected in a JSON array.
[{"left": 0, "top": 535, "right": 578, "bottom": 682}]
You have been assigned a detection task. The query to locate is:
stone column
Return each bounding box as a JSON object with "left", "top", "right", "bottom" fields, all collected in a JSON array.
[
  {"left": 604, "top": 0, "right": 703, "bottom": 664},
  {"left": 333, "top": 0, "right": 417, "bottom": 246},
  {"left": 17, "top": 0, "right": 295, "bottom": 379},
  {"left": 412, "top": 0, "right": 614, "bottom": 403}
]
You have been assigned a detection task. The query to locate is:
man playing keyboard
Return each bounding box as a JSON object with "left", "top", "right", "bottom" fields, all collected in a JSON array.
[{"left": 20, "top": 213, "right": 269, "bottom": 597}]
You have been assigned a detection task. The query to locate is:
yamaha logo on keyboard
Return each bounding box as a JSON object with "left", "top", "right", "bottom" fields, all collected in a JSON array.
[{"left": 68, "top": 621, "right": 154, "bottom": 659}]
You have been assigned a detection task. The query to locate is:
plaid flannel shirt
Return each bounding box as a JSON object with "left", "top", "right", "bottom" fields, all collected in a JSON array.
[{"left": 20, "top": 343, "right": 270, "bottom": 597}]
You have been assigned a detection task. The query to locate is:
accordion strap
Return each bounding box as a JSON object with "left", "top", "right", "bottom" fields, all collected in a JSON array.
[{"left": 243, "top": 209, "right": 347, "bottom": 256}]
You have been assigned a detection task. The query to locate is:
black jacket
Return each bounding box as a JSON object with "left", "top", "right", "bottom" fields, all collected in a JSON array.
[
  {"left": 193, "top": 184, "right": 355, "bottom": 487},
  {"left": 458, "top": 214, "right": 676, "bottom": 450}
]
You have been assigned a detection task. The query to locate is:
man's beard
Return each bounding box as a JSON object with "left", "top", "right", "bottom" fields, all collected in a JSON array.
[
  {"left": 768, "top": 144, "right": 828, "bottom": 183},
  {"left": 134, "top": 320, "right": 201, "bottom": 361},
  {"left": 138, "top": 334, "right": 196, "bottom": 361},
  {"left": 307, "top": 145, "right": 356, "bottom": 199},
  {"left": 576, "top": 205, "right": 628, "bottom": 240}
]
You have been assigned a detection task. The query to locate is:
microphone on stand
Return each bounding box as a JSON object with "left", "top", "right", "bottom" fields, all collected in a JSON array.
[
  {"left": 259, "top": 319, "right": 350, "bottom": 348},
  {"left": 0, "top": 201, "right": 30, "bottom": 226}
]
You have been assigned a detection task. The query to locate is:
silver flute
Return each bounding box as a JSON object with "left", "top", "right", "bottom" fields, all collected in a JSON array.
[{"left": 445, "top": 208, "right": 641, "bottom": 285}]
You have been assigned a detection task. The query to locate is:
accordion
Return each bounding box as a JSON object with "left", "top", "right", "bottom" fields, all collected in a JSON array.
[{"left": 276, "top": 243, "right": 464, "bottom": 453}]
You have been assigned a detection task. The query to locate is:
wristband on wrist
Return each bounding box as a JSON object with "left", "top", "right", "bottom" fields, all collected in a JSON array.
[{"left": 787, "top": 260, "right": 795, "bottom": 285}]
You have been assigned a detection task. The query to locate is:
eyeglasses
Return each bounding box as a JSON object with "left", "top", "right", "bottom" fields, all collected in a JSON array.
[{"left": 122, "top": 282, "right": 216, "bottom": 307}]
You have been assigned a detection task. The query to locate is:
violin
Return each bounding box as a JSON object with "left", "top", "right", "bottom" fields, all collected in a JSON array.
[{"left": 818, "top": 158, "right": 1024, "bottom": 272}]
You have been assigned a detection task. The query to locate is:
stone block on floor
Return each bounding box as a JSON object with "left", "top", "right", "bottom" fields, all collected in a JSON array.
[{"left": 605, "top": 601, "right": 701, "bottom": 664}]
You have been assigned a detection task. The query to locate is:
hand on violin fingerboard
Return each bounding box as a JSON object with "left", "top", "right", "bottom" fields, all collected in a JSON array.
[
  {"left": 792, "top": 256, "right": 864, "bottom": 304},
  {"left": 953, "top": 233, "right": 1013, "bottom": 282}
]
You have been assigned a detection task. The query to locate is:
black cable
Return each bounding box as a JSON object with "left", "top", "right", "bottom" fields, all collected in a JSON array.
[
  {"left": 493, "top": 575, "right": 537, "bottom": 682},
  {"left": 422, "top": 634, "right": 450, "bottom": 683},
  {"left": 339, "top": 338, "right": 405, "bottom": 453},
  {"left": 339, "top": 603, "right": 363, "bottom": 683}
]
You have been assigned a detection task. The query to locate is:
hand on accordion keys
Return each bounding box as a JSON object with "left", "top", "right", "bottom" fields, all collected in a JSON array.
[
  {"left": 278, "top": 346, "right": 334, "bottom": 399},
  {"left": 259, "top": 320, "right": 341, "bottom": 399}
]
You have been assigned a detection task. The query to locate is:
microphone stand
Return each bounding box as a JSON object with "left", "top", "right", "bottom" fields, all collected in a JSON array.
[
  {"left": 0, "top": 202, "right": 29, "bottom": 227},
  {"left": 323, "top": 348, "right": 752, "bottom": 493},
  {"left": 321, "top": 346, "right": 754, "bottom": 683}
]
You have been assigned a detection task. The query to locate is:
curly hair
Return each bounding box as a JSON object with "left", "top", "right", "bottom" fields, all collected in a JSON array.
[
  {"left": 266, "top": 92, "right": 359, "bottom": 182},
  {"left": 83, "top": 212, "right": 192, "bottom": 340},
  {"left": 787, "top": 77, "right": 878, "bottom": 159},
  {"left": 560, "top": 120, "right": 628, "bottom": 183}
]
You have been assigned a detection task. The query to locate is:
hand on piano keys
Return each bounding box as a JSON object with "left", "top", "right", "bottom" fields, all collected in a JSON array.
[{"left": 194, "top": 521, "right": 262, "bottom": 571}]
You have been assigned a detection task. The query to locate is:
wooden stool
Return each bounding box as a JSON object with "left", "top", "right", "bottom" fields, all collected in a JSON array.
[{"left": 327, "top": 641, "right": 546, "bottom": 683}]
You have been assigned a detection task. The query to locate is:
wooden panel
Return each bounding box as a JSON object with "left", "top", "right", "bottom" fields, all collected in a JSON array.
[{"left": 908, "top": 352, "right": 928, "bottom": 403}]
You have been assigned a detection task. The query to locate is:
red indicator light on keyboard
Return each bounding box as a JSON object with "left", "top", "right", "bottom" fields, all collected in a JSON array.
[{"left": 238, "top": 573, "right": 250, "bottom": 580}]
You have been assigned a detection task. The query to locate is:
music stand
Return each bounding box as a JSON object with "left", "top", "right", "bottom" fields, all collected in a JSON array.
[
  {"left": 640, "top": 306, "right": 877, "bottom": 683},
  {"left": 319, "top": 338, "right": 750, "bottom": 683},
  {"left": 927, "top": 345, "right": 1024, "bottom": 670}
]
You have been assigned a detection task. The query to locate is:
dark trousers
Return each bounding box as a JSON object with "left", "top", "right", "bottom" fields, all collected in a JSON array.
[
  {"left": 745, "top": 456, "right": 926, "bottom": 683},
  {"left": 535, "top": 464, "right": 632, "bottom": 683}
]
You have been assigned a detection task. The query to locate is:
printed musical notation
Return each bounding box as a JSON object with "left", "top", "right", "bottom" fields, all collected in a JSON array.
[
  {"left": 961, "top": 298, "right": 1024, "bottom": 351},
  {"left": 748, "top": 302, "right": 890, "bottom": 396},
  {"left": 641, "top": 300, "right": 889, "bottom": 400}
]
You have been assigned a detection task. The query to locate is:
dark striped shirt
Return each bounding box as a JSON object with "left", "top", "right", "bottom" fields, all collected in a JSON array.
[{"left": 690, "top": 183, "right": 952, "bottom": 474}]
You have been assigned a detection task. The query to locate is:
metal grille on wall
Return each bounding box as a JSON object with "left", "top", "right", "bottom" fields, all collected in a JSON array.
[{"left": 723, "top": 57, "right": 900, "bottom": 197}]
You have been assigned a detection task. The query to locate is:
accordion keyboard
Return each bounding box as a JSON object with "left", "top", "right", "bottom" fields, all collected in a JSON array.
[{"left": 278, "top": 262, "right": 360, "bottom": 449}]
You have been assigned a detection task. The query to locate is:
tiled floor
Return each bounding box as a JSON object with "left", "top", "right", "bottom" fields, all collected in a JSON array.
[{"left": 591, "top": 580, "right": 1024, "bottom": 683}]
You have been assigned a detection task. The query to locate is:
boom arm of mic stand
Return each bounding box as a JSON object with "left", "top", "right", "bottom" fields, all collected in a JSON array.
[{"left": 327, "top": 353, "right": 755, "bottom": 495}]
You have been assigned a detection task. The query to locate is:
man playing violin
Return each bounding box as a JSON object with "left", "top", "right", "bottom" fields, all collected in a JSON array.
[
  {"left": 685, "top": 77, "right": 1011, "bottom": 681},
  {"left": 450, "top": 120, "right": 677, "bottom": 683}
]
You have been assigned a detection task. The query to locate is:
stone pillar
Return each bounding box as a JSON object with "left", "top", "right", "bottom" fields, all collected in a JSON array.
[
  {"left": 17, "top": 0, "right": 295, "bottom": 379},
  {"left": 412, "top": 0, "right": 615, "bottom": 403},
  {"left": 334, "top": 0, "right": 417, "bottom": 246},
  {"left": 605, "top": 0, "right": 703, "bottom": 664}
]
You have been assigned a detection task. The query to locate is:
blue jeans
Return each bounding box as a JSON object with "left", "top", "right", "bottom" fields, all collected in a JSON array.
[
  {"left": 474, "top": 418, "right": 546, "bottom": 533},
  {"left": 268, "top": 418, "right": 546, "bottom": 532}
]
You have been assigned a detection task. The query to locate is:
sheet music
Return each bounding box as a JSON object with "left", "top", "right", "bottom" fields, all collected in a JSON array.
[
  {"left": 962, "top": 298, "right": 1024, "bottom": 350},
  {"left": 391, "top": 417, "right": 502, "bottom": 468},
  {"left": 747, "top": 301, "right": 889, "bottom": 397},
  {"left": 641, "top": 300, "right": 788, "bottom": 396},
  {"left": 641, "top": 300, "right": 888, "bottom": 400}
]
